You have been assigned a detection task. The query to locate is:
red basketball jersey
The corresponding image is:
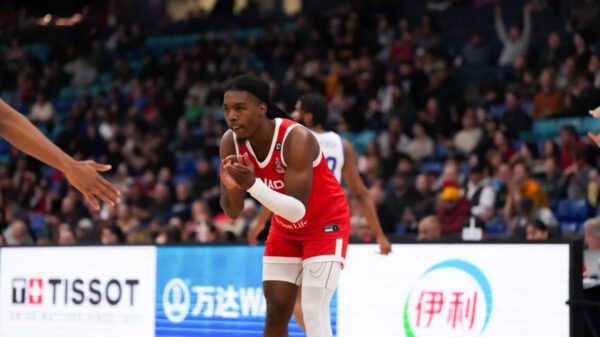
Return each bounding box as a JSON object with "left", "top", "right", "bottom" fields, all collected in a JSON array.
[{"left": 234, "top": 118, "right": 350, "bottom": 240}]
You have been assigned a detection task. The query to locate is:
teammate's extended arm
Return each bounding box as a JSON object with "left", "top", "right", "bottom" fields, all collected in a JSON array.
[
  {"left": 0, "top": 99, "right": 119, "bottom": 210},
  {"left": 247, "top": 206, "right": 270, "bottom": 245},
  {"left": 219, "top": 130, "right": 246, "bottom": 219},
  {"left": 341, "top": 139, "right": 392, "bottom": 255}
]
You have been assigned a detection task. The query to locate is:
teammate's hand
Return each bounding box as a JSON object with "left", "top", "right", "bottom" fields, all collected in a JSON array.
[
  {"left": 376, "top": 235, "right": 392, "bottom": 255},
  {"left": 247, "top": 222, "right": 265, "bottom": 245},
  {"left": 225, "top": 153, "right": 256, "bottom": 190},
  {"left": 220, "top": 155, "right": 240, "bottom": 190},
  {"left": 63, "top": 160, "right": 121, "bottom": 210}
]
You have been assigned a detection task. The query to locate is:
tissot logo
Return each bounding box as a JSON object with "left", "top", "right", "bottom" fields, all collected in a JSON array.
[{"left": 10, "top": 278, "right": 140, "bottom": 306}]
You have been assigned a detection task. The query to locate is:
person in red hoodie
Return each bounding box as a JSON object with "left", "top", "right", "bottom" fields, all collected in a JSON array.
[{"left": 436, "top": 179, "right": 471, "bottom": 236}]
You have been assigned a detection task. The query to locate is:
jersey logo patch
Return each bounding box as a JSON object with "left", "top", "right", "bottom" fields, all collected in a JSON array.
[
  {"left": 323, "top": 224, "right": 339, "bottom": 233},
  {"left": 275, "top": 157, "right": 285, "bottom": 173},
  {"left": 275, "top": 142, "right": 282, "bottom": 151}
]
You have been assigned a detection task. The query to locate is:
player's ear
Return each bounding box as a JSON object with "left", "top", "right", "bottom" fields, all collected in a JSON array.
[{"left": 259, "top": 103, "right": 267, "bottom": 117}]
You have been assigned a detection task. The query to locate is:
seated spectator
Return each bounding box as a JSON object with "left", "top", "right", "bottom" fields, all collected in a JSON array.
[
  {"left": 584, "top": 217, "right": 600, "bottom": 250},
  {"left": 465, "top": 164, "right": 496, "bottom": 222},
  {"left": 559, "top": 125, "right": 587, "bottom": 170},
  {"left": 506, "top": 197, "right": 558, "bottom": 237},
  {"left": 436, "top": 179, "right": 471, "bottom": 235},
  {"left": 526, "top": 220, "right": 550, "bottom": 241},
  {"left": 567, "top": 72, "right": 600, "bottom": 116},
  {"left": 2, "top": 219, "right": 33, "bottom": 246},
  {"left": 405, "top": 121, "right": 434, "bottom": 161},
  {"left": 508, "top": 161, "right": 550, "bottom": 209},
  {"left": 417, "top": 215, "right": 441, "bottom": 241},
  {"left": 410, "top": 173, "right": 436, "bottom": 224},
  {"left": 461, "top": 33, "right": 491, "bottom": 67},
  {"left": 533, "top": 69, "right": 565, "bottom": 119},
  {"left": 29, "top": 93, "right": 55, "bottom": 130},
  {"left": 75, "top": 218, "right": 96, "bottom": 244},
  {"left": 377, "top": 116, "right": 410, "bottom": 161},
  {"left": 101, "top": 224, "right": 127, "bottom": 245},
  {"left": 501, "top": 91, "right": 532, "bottom": 138},
  {"left": 57, "top": 224, "right": 77, "bottom": 245},
  {"left": 539, "top": 32, "right": 567, "bottom": 70},
  {"left": 186, "top": 200, "right": 220, "bottom": 243},
  {"left": 564, "top": 145, "right": 593, "bottom": 200},
  {"left": 493, "top": 131, "right": 515, "bottom": 162},
  {"left": 63, "top": 57, "right": 97, "bottom": 88},
  {"left": 453, "top": 109, "right": 483, "bottom": 156},
  {"left": 539, "top": 158, "right": 567, "bottom": 206}
]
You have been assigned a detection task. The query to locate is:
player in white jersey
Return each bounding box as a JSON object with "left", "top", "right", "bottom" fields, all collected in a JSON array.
[{"left": 247, "top": 93, "right": 391, "bottom": 331}]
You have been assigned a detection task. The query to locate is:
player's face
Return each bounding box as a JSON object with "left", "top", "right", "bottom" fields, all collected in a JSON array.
[{"left": 223, "top": 91, "right": 266, "bottom": 141}]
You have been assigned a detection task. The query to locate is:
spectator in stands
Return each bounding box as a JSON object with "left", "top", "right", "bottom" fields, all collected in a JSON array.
[
  {"left": 29, "top": 93, "right": 55, "bottom": 130},
  {"left": 0, "top": 233, "right": 5, "bottom": 246},
  {"left": 453, "top": 109, "right": 483, "bottom": 156},
  {"left": 501, "top": 91, "right": 532, "bottom": 137},
  {"left": 63, "top": 57, "right": 97, "bottom": 88},
  {"left": 461, "top": 33, "right": 491, "bottom": 67},
  {"left": 2, "top": 219, "right": 33, "bottom": 246},
  {"left": 584, "top": 217, "right": 600, "bottom": 250},
  {"left": 101, "top": 224, "right": 126, "bottom": 244},
  {"left": 405, "top": 121, "right": 434, "bottom": 162},
  {"left": 436, "top": 179, "right": 471, "bottom": 236},
  {"left": 493, "top": 131, "right": 515, "bottom": 162},
  {"left": 533, "top": 69, "right": 565, "bottom": 119},
  {"left": 384, "top": 172, "right": 417, "bottom": 231},
  {"left": 567, "top": 71, "right": 600, "bottom": 116},
  {"left": 559, "top": 125, "right": 586, "bottom": 170},
  {"left": 506, "top": 196, "right": 558, "bottom": 238},
  {"left": 589, "top": 54, "right": 600, "bottom": 88},
  {"left": 57, "top": 224, "right": 77, "bottom": 245},
  {"left": 215, "top": 198, "right": 257, "bottom": 241},
  {"left": 494, "top": 3, "right": 533, "bottom": 66},
  {"left": 526, "top": 219, "right": 550, "bottom": 240},
  {"left": 410, "top": 173, "right": 436, "bottom": 222},
  {"left": 75, "top": 218, "right": 96, "bottom": 244},
  {"left": 539, "top": 157, "right": 567, "bottom": 206},
  {"left": 556, "top": 56, "right": 580, "bottom": 91},
  {"left": 466, "top": 164, "right": 496, "bottom": 222},
  {"left": 186, "top": 200, "right": 219, "bottom": 243},
  {"left": 539, "top": 32, "right": 567, "bottom": 70},
  {"left": 508, "top": 161, "right": 550, "bottom": 209},
  {"left": 398, "top": 60, "right": 429, "bottom": 108},
  {"left": 378, "top": 116, "right": 410, "bottom": 162},
  {"left": 417, "top": 215, "right": 442, "bottom": 241},
  {"left": 564, "top": 145, "right": 593, "bottom": 200}
]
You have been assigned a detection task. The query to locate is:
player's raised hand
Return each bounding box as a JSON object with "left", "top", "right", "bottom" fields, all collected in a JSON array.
[
  {"left": 220, "top": 155, "right": 240, "bottom": 190},
  {"left": 225, "top": 153, "right": 256, "bottom": 190},
  {"left": 63, "top": 160, "right": 120, "bottom": 210}
]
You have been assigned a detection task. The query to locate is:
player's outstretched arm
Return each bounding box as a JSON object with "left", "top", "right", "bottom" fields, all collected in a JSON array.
[
  {"left": 0, "top": 99, "right": 120, "bottom": 210},
  {"left": 219, "top": 130, "right": 245, "bottom": 218},
  {"left": 588, "top": 107, "right": 600, "bottom": 148},
  {"left": 341, "top": 139, "right": 391, "bottom": 255}
]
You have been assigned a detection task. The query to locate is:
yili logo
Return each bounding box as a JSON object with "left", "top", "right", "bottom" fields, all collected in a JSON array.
[{"left": 402, "top": 259, "right": 493, "bottom": 337}]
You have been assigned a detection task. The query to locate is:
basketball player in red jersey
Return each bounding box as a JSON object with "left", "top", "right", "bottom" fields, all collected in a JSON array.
[
  {"left": 247, "top": 93, "right": 391, "bottom": 332},
  {"left": 220, "top": 75, "right": 349, "bottom": 337},
  {"left": 0, "top": 99, "right": 119, "bottom": 209}
]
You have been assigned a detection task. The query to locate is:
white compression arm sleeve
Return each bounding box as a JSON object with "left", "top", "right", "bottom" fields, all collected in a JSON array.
[{"left": 247, "top": 178, "right": 306, "bottom": 223}]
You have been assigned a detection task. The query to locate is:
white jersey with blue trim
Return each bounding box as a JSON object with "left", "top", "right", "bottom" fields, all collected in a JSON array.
[{"left": 313, "top": 131, "right": 345, "bottom": 182}]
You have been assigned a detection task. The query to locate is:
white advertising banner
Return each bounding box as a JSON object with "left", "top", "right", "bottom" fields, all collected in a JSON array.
[
  {"left": 0, "top": 246, "right": 156, "bottom": 337},
  {"left": 337, "top": 244, "right": 570, "bottom": 337}
]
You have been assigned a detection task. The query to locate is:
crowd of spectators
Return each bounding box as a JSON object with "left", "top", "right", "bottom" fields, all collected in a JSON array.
[{"left": 1, "top": 0, "right": 600, "bottom": 248}]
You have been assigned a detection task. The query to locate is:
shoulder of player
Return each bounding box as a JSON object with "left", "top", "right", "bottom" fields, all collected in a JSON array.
[
  {"left": 219, "top": 129, "right": 236, "bottom": 156},
  {"left": 283, "top": 125, "right": 318, "bottom": 159}
]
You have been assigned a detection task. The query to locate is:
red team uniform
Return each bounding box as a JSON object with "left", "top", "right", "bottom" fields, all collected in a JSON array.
[{"left": 234, "top": 118, "right": 350, "bottom": 264}]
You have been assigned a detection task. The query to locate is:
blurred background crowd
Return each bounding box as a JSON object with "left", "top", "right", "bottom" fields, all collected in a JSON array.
[{"left": 1, "top": 0, "right": 600, "bottom": 248}]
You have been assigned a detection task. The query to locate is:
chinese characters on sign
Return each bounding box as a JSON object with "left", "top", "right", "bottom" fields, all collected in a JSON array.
[{"left": 415, "top": 290, "right": 478, "bottom": 330}]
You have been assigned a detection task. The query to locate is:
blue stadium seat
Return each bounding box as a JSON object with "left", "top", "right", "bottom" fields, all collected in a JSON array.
[
  {"left": 420, "top": 161, "right": 443, "bottom": 175},
  {"left": 485, "top": 218, "right": 508, "bottom": 235},
  {"left": 176, "top": 155, "right": 197, "bottom": 176},
  {"left": 556, "top": 199, "right": 589, "bottom": 223}
]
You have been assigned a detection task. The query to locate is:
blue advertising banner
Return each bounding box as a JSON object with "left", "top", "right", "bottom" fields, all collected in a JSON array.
[{"left": 156, "top": 246, "right": 336, "bottom": 337}]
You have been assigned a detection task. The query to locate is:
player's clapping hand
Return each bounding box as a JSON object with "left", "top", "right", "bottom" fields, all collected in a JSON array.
[
  {"left": 224, "top": 153, "right": 256, "bottom": 190},
  {"left": 220, "top": 155, "right": 241, "bottom": 190}
]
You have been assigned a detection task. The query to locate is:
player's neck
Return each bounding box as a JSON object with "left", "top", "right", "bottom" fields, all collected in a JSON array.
[{"left": 248, "top": 119, "right": 276, "bottom": 159}]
